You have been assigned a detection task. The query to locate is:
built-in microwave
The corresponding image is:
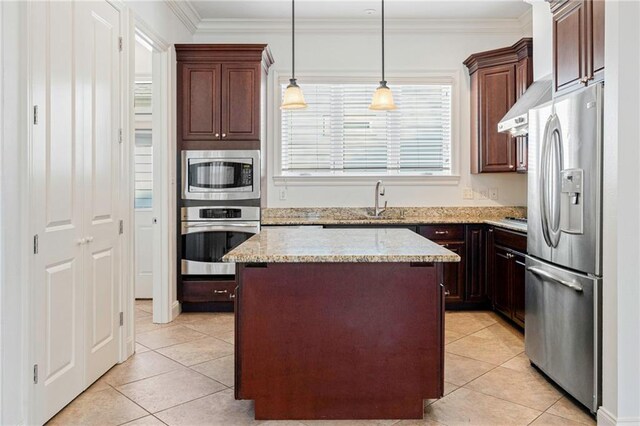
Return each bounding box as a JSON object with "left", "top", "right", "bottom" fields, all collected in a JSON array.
[{"left": 182, "top": 150, "right": 260, "bottom": 201}]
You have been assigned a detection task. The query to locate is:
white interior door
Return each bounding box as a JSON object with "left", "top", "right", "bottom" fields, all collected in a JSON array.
[
  {"left": 135, "top": 209, "right": 154, "bottom": 298},
  {"left": 76, "top": 0, "right": 122, "bottom": 386},
  {"left": 30, "top": 2, "right": 85, "bottom": 422}
]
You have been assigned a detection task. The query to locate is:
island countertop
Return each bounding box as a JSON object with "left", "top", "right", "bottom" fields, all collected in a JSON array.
[{"left": 222, "top": 227, "right": 461, "bottom": 263}]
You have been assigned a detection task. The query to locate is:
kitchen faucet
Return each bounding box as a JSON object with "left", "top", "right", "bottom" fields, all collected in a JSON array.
[{"left": 374, "top": 180, "right": 388, "bottom": 217}]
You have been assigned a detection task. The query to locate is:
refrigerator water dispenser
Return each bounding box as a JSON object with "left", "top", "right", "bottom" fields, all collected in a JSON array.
[{"left": 561, "top": 168, "right": 584, "bottom": 234}]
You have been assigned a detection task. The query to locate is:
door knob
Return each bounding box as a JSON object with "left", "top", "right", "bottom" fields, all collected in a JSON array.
[
  {"left": 86, "top": 236, "right": 94, "bottom": 243},
  {"left": 77, "top": 238, "right": 86, "bottom": 245}
]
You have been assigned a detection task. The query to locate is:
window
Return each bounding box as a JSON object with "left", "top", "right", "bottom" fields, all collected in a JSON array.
[
  {"left": 280, "top": 82, "right": 452, "bottom": 176},
  {"left": 134, "top": 130, "right": 152, "bottom": 209}
]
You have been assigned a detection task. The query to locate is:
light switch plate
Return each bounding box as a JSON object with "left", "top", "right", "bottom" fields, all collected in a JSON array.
[
  {"left": 279, "top": 188, "right": 287, "bottom": 200},
  {"left": 462, "top": 188, "right": 474, "bottom": 200}
]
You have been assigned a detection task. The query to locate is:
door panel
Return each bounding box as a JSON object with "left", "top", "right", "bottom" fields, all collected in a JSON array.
[
  {"left": 439, "top": 242, "right": 465, "bottom": 305},
  {"left": 512, "top": 252, "right": 526, "bottom": 327},
  {"left": 478, "top": 65, "right": 516, "bottom": 172},
  {"left": 31, "top": 2, "right": 85, "bottom": 422},
  {"left": 528, "top": 84, "right": 602, "bottom": 275},
  {"left": 221, "top": 63, "right": 260, "bottom": 141},
  {"left": 181, "top": 63, "right": 221, "bottom": 141},
  {"left": 525, "top": 256, "right": 600, "bottom": 412},
  {"left": 553, "top": 1, "right": 586, "bottom": 93},
  {"left": 590, "top": 0, "right": 605, "bottom": 77},
  {"left": 493, "top": 246, "right": 511, "bottom": 318},
  {"left": 76, "top": 0, "right": 121, "bottom": 386},
  {"left": 135, "top": 210, "right": 154, "bottom": 298}
]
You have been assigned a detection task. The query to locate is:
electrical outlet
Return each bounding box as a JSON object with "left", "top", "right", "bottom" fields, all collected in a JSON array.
[
  {"left": 462, "top": 188, "right": 474, "bottom": 200},
  {"left": 279, "top": 188, "right": 287, "bottom": 200},
  {"left": 489, "top": 188, "right": 499, "bottom": 200},
  {"left": 479, "top": 189, "right": 488, "bottom": 200}
]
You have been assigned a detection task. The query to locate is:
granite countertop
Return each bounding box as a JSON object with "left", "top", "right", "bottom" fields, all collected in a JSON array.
[
  {"left": 484, "top": 219, "right": 528, "bottom": 234},
  {"left": 261, "top": 206, "right": 527, "bottom": 226},
  {"left": 222, "top": 227, "right": 461, "bottom": 263}
]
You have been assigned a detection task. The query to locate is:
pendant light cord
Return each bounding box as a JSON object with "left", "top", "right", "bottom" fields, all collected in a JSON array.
[
  {"left": 381, "top": 0, "right": 385, "bottom": 83},
  {"left": 292, "top": 0, "right": 295, "bottom": 81}
]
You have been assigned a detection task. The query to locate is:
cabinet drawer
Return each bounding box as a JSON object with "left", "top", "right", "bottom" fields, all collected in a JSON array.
[
  {"left": 418, "top": 225, "right": 464, "bottom": 241},
  {"left": 182, "top": 280, "right": 236, "bottom": 302},
  {"left": 493, "top": 228, "right": 527, "bottom": 253}
]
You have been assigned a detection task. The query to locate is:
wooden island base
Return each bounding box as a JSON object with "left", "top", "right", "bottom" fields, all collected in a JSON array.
[{"left": 234, "top": 262, "right": 445, "bottom": 420}]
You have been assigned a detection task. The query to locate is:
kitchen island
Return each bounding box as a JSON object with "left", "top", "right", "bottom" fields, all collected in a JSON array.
[{"left": 223, "top": 227, "right": 460, "bottom": 420}]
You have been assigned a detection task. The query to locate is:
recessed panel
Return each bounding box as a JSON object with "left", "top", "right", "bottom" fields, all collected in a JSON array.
[
  {"left": 46, "top": 2, "right": 75, "bottom": 230},
  {"left": 90, "top": 13, "right": 115, "bottom": 222},
  {"left": 45, "top": 259, "right": 77, "bottom": 383},
  {"left": 90, "top": 248, "right": 114, "bottom": 350}
]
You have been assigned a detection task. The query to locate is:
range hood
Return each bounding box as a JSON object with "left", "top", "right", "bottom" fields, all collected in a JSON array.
[{"left": 498, "top": 76, "right": 552, "bottom": 136}]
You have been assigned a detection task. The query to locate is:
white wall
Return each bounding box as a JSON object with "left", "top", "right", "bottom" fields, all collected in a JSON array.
[
  {"left": 530, "top": 1, "right": 552, "bottom": 80},
  {"left": 194, "top": 21, "right": 531, "bottom": 208},
  {"left": 599, "top": 1, "right": 640, "bottom": 424}
]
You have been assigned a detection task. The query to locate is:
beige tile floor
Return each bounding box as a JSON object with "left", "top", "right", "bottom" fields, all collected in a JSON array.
[{"left": 47, "top": 300, "right": 596, "bottom": 426}]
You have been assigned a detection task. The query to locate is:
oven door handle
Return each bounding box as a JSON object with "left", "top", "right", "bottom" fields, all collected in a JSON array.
[
  {"left": 189, "top": 158, "right": 252, "bottom": 166},
  {"left": 181, "top": 223, "right": 260, "bottom": 235}
]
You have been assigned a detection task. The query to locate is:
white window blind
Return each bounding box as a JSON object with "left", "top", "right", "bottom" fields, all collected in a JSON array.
[{"left": 281, "top": 82, "right": 452, "bottom": 175}]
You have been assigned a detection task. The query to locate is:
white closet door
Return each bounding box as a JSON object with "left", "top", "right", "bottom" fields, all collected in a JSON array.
[
  {"left": 76, "top": 0, "right": 122, "bottom": 386},
  {"left": 31, "top": 2, "right": 85, "bottom": 422}
]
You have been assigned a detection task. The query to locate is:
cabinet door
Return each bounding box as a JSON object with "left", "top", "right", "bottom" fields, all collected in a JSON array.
[
  {"left": 221, "top": 63, "right": 261, "bottom": 141},
  {"left": 493, "top": 246, "right": 512, "bottom": 318},
  {"left": 465, "top": 226, "right": 486, "bottom": 303},
  {"left": 486, "top": 228, "right": 495, "bottom": 305},
  {"left": 180, "top": 63, "right": 221, "bottom": 141},
  {"left": 589, "top": 0, "right": 605, "bottom": 80},
  {"left": 477, "top": 65, "right": 516, "bottom": 172},
  {"left": 515, "top": 57, "right": 532, "bottom": 99},
  {"left": 553, "top": 0, "right": 587, "bottom": 94},
  {"left": 512, "top": 252, "right": 526, "bottom": 328},
  {"left": 439, "top": 242, "right": 466, "bottom": 305}
]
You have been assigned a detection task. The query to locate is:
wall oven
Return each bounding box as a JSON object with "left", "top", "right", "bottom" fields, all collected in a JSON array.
[
  {"left": 182, "top": 150, "right": 260, "bottom": 201},
  {"left": 181, "top": 206, "right": 260, "bottom": 276}
]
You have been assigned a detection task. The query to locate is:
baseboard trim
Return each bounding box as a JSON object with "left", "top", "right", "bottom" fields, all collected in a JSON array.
[
  {"left": 598, "top": 407, "right": 640, "bottom": 426},
  {"left": 171, "top": 300, "right": 181, "bottom": 321}
]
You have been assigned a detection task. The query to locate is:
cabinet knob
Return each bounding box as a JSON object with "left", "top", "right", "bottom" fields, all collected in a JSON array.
[
  {"left": 444, "top": 290, "right": 451, "bottom": 296},
  {"left": 222, "top": 133, "right": 227, "bottom": 138},
  {"left": 509, "top": 164, "right": 514, "bottom": 169},
  {"left": 215, "top": 133, "right": 220, "bottom": 138},
  {"left": 229, "top": 293, "right": 235, "bottom": 300},
  {"left": 580, "top": 76, "right": 589, "bottom": 84}
]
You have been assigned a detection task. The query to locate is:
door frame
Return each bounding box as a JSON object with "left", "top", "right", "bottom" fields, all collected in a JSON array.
[{"left": 125, "top": 13, "right": 178, "bottom": 351}]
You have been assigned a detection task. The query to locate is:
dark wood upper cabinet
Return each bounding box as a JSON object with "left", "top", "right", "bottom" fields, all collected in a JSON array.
[
  {"left": 221, "top": 63, "right": 261, "bottom": 141},
  {"left": 551, "top": 0, "right": 604, "bottom": 95},
  {"left": 180, "top": 63, "right": 221, "bottom": 141},
  {"left": 464, "top": 38, "right": 533, "bottom": 174},
  {"left": 176, "top": 45, "right": 273, "bottom": 150}
]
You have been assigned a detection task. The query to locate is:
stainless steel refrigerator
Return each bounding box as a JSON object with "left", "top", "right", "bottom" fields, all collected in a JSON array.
[{"left": 526, "top": 82, "right": 603, "bottom": 413}]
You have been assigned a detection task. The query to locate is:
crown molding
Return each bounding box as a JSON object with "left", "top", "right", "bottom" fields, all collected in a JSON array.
[
  {"left": 164, "top": 0, "right": 201, "bottom": 34},
  {"left": 195, "top": 17, "right": 531, "bottom": 35}
]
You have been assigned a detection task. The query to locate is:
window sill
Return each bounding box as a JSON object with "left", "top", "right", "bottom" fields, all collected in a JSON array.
[{"left": 272, "top": 173, "right": 461, "bottom": 186}]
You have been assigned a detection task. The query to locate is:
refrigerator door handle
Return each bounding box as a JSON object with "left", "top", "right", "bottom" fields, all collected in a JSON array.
[
  {"left": 527, "top": 266, "right": 584, "bottom": 292},
  {"left": 540, "top": 116, "right": 553, "bottom": 247}
]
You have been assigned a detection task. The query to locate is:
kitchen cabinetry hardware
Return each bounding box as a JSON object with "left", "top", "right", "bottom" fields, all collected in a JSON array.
[
  {"left": 527, "top": 266, "right": 584, "bottom": 292},
  {"left": 434, "top": 231, "right": 448, "bottom": 235},
  {"left": 213, "top": 289, "right": 228, "bottom": 294}
]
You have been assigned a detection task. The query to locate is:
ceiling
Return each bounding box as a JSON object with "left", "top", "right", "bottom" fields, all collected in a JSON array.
[{"left": 189, "top": 0, "right": 531, "bottom": 21}]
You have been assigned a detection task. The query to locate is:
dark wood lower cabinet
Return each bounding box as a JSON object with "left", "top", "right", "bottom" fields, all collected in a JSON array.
[
  {"left": 440, "top": 242, "right": 465, "bottom": 304},
  {"left": 487, "top": 227, "right": 527, "bottom": 328}
]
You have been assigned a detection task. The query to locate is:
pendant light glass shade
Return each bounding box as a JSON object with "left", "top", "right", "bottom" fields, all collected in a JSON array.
[
  {"left": 281, "top": 0, "right": 307, "bottom": 110},
  {"left": 369, "top": 0, "right": 396, "bottom": 111},
  {"left": 370, "top": 81, "right": 397, "bottom": 110},
  {"left": 281, "top": 78, "right": 307, "bottom": 109}
]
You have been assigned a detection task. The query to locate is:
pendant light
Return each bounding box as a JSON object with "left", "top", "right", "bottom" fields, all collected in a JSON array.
[
  {"left": 281, "top": 0, "right": 307, "bottom": 109},
  {"left": 369, "top": 0, "right": 396, "bottom": 110}
]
